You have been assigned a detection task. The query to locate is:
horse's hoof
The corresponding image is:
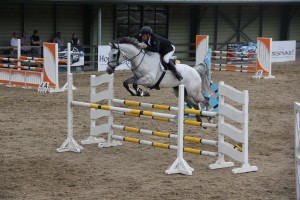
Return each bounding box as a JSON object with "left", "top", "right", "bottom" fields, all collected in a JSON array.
[
  {"left": 142, "top": 91, "right": 150, "bottom": 96},
  {"left": 196, "top": 115, "right": 202, "bottom": 123}
]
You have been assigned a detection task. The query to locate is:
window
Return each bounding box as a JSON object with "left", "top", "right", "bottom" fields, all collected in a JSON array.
[{"left": 115, "top": 5, "right": 168, "bottom": 39}]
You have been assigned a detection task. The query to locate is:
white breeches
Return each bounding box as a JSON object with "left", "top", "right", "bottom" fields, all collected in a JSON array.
[{"left": 163, "top": 45, "right": 175, "bottom": 63}]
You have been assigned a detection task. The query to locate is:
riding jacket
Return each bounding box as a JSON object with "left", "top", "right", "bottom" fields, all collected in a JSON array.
[{"left": 143, "top": 34, "right": 174, "bottom": 56}]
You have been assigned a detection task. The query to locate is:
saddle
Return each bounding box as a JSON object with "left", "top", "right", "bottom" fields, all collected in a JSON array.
[{"left": 160, "top": 56, "right": 179, "bottom": 70}]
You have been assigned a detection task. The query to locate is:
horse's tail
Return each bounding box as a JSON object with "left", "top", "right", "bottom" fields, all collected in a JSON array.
[{"left": 194, "top": 62, "right": 216, "bottom": 98}]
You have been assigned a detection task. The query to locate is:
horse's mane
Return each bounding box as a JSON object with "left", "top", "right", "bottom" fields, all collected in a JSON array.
[{"left": 114, "top": 37, "right": 141, "bottom": 49}]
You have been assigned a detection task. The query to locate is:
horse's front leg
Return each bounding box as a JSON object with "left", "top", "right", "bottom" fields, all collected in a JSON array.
[
  {"left": 132, "top": 83, "right": 150, "bottom": 97},
  {"left": 123, "top": 76, "right": 138, "bottom": 96},
  {"left": 123, "top": 76, "right": 150, "bottom": 96}
]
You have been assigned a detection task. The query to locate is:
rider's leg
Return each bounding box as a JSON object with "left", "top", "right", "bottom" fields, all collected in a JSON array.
[
  {"left": 163, "top": 45, "right": 183, "bottom": 81},
  {"left": 168, "top": 60, "right": 183, "bottom": 81}
]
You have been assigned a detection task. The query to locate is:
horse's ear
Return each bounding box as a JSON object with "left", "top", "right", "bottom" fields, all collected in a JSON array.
[{"left": 109, "top": 43, "right": 117, "bottom": 48}]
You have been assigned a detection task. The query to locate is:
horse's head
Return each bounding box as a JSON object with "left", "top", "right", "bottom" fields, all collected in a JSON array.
[
  {"left": 107, "top": 43, "right": 125, "bottom": 74},
  {"left": 107, "top": 37, "right": 144, "bottom": 74}
]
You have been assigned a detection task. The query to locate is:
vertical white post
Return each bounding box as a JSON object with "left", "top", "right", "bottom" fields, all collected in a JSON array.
[
  {"left": 18, "top": 39, "right": 27, "bottom": 88},
  {"left": 165, "top": 84, "right": 194, "bottom": 175},
  {"left": 243, "top": 90, "right": 249, "bottom": 164},
  {"left": 55, "top": 43, "right": 59, "bottom": 89},
  {"left": 61, "top": 43, "right": 77, "bottom": 91},
  {"left": 213, "top": 82, "right": 226, "bottom": 165},
  {"left": 67, "top": 43, "right": 71, "bottom": 74},
  {"left": 56, "top": 43, "right": 83, "bottom": 152},
  {"left": 295, "top": 103, "right": 300, "bottom": 200},
  {"left": 177, "top": 85, "right": 185, "bottom": 163},
  {"left": 17, "top": 39, "right": 21, "bottom": 66},
  {"left": 265, "top": 38, "right": 275, "bottom": 79}
]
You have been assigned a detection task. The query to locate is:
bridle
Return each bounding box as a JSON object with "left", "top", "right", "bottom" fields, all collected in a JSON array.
[
  {"left": 107, "top": 44, "right": 121, "bottom": 68},
  {"left": 107, "top": 44, "right": 146, "bottom": 72}
]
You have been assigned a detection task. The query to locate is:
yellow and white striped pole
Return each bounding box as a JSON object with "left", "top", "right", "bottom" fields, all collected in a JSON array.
[
  {"left": 112, "top": 124, "right": 218, "bottom": 146},
  {"left": 112, "top": 98, "right": 218, "bottom": 118},
  {"left": 71, "top": 101, "right": 178, "bottom": 120},
  {"left": 111, "top": 135, "right": 218, "bottom": 157},
  {"left": 112, "top": 110, "right": 218, "bottom": 128}
]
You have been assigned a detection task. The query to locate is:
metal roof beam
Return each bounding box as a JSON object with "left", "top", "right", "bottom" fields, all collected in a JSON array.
[{"left": 8, "top": 0, "right": 300, "bottom": 4}]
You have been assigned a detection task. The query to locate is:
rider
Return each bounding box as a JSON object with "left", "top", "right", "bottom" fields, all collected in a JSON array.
[{"left": 139, "top": 26, "right": 183, "bottom": 81}]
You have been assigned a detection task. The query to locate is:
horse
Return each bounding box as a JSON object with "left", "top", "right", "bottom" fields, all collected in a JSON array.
[{"left": 106, "top": 37, "right": 214, "bottom": 121}]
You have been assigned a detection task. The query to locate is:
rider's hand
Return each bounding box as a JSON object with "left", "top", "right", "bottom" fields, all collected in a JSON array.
[{"left": 141, "top": 43, "right": 147, "bottom": 49}]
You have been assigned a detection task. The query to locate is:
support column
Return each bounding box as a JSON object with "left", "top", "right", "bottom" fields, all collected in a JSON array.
[
  {"left": 98, "top": 7, "right": 102, "bottom": 45},
  {"left": 213, "top": 6, "right": 219, "bottom": 50},
  {"left": 189, "top": 6, "right": 200, "bottom": 59},
  {"left": 280, "top": 5, "right": 291, "bottom": 40}
]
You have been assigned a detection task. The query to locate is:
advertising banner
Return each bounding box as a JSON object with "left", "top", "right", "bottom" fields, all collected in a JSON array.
[
  {"left": 58, "top": 46, "right": 84, "bottom": 72},
  {"left": 271, "top": 41, "right": 296, "bottom": 62},
  {"left": 98, "top": 45, "right": 130, "bottom": 71},
  {"left": 227, "top": 42, "right": 257, "bottom": 55},
  {"left": 227, "top": 42, "right": 257, "bottom": 64}
]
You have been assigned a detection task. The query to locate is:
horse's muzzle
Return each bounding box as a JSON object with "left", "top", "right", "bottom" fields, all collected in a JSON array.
[{"left": 106, "top": 66, "right": 114, "bottom": 74}]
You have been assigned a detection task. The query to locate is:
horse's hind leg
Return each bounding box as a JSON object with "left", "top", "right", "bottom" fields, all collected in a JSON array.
[
  {"left": 185, "top": 97, "right": 204, "bottom": 123},
  {"left": 173, "top": 86, "right": 200, "bottom": 109},
  {"left": 173, "top": 87, "right": 203, "bottom": 122}
]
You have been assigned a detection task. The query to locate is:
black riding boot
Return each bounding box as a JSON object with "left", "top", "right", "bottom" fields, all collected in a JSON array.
[{"left": 168, "top": 60, "right": 183, "bottom": 81}]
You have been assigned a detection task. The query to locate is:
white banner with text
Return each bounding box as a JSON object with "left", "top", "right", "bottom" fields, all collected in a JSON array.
[
  {"left": 98, "top": 45, "right": 130, "bottom": 71},
  {"left": 272, "top": 40, "right": 296, "bottom": 62}
]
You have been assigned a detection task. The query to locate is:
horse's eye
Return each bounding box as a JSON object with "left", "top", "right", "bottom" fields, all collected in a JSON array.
[{"left": 113, "top": 54, "right": 117, "bottom": 57}]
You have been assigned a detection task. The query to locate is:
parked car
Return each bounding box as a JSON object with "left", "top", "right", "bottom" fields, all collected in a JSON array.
[{"left": 58, "top": 47, "right": 81, "bottom": 64}]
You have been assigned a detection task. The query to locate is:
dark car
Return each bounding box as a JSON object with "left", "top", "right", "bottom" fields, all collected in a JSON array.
[{"left": 58, "top": 47, "right": 81, "bottom": 64}]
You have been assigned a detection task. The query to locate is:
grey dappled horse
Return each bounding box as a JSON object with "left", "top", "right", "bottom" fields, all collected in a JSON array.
[{"left": 106, "top": 37, "right": 213, "bottom": 121}]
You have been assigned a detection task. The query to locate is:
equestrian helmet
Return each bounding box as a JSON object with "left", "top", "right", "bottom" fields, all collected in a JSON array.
[{"left": 140, "top": 26, "right": 153, "bottom": 35}]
